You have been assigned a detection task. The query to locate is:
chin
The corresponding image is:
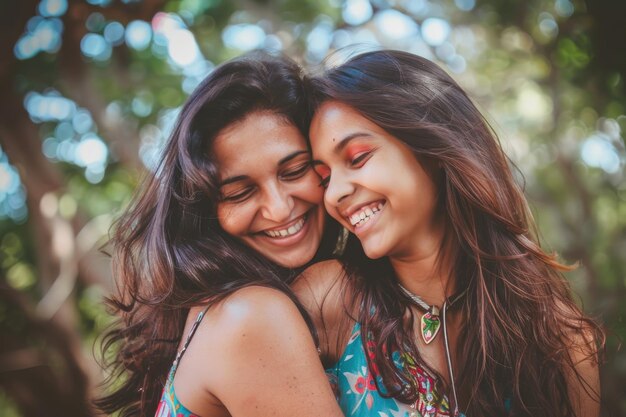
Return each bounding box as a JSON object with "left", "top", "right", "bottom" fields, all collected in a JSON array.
[
  {"left": 361, "top": 241, "right": 389, "bottom": 259},
  {"left": 272, "top": 248, "right": 317, "bottom": 269},
  {"left": 362, "top": 243, "right": 388, "bottom": 260}
]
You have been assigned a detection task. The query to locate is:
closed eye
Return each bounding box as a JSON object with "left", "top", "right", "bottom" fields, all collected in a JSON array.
[
  {"left": 350, "top": 151, "right": 372, "bottom": 166},
  {"left": 220, "top": 186, "right": 255, "bottom": 203},
  {"left": 280, "top": 162, "right": 311, "bottom": 180}
]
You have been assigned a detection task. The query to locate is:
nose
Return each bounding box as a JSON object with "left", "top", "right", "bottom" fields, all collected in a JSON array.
[
  {"left": 261, "top": 182, "right": 294, "bottom": 223},
  {"left": 324, "top": 168, "right": 355, "bottom": 208}
]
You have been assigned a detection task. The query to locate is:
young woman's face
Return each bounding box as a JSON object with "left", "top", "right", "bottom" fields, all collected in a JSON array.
[
  {"left": 309, "top": 101, "right": 443, "bottom": 260},
  {"left": 213, "top": 111, "right": 325, "bottom": 268}
]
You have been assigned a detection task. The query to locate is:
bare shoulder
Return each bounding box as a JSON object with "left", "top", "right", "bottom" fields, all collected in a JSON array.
[
  {"left": 555, "top": 299, "right": 602, "bottom": 417},
  {"left": 198, "top": 286, "right": 344, "bottom": 417},
  {"left": 555, "top": 299, "right": 600, "bottom": 355},
  {"left": 173, "top": 286, "right": 319, "bottom": 415},
  {"left": 211, "top": 285, "right": 308, "bottom": 336},
  {"left": 192, "top": 286, "right": 317, "bottom": 387},
  {"left": 185, "top": 286, "right": 313, "bottom": 365}
]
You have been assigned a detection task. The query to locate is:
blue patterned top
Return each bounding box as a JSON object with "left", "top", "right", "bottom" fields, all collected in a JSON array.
[
  {"left": 326, "top": 322, "right": 451, "bottom": 417},
  {"left": 155, "top": 309, "right": 208, "bottom": 417}
]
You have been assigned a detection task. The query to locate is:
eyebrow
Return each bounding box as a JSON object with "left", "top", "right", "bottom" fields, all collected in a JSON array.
[
  {"left": 218, "top": 150, "right": 310, "bottom": 187},
  {"left": 278, "top": 150, "right": 310, "bottom": 165},
  {"left": 311, "top": 132, "right": 374, "bottom": 166},
  {"left": 334, "top": 132, "right": 373, "bottom": 152},
  {"left": 219, "top": 175, "right": 248, "bottom": 187}
]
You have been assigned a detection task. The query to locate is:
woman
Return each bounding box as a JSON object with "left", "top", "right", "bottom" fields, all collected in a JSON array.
[
  {"left": 295, "top": 50, "right": 602, "bottom": 417},
  {"left": 97, "top": 53, "right": 344, "bottom": 417}
]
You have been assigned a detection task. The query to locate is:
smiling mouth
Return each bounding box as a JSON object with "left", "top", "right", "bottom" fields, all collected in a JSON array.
[
  {"left": 347, "top": 201, "right": 386, "bottom": 228},
  {"left": 262, "top": 213, "right": 308, "bottom": 238}
]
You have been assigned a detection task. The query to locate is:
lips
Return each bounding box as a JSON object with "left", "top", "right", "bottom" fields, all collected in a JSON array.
[
  {"left": 262, "top": 214, "right": 307, "bottom": 238},
  {"left": 345, "top": 200, "right": 386, "bottom": 228},
  {"left": 258, "top": 211, "right": 310, "bottom": 239}
]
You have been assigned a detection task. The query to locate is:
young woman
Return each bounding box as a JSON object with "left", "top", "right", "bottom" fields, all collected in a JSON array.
[
  {"left": 295, "top": 50, "right": 602, "bottom": 417},
  {"left": 97, "top": 53, "right": 345, "bottom": 417}
]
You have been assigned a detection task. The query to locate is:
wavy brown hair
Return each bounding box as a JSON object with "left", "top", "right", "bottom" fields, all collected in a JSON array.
[
  {"left": 96, "top": 52, "right": 339, "bottom": 417},
  {"left": 308, "top": 50, "right": 603, "bottom": 417}
]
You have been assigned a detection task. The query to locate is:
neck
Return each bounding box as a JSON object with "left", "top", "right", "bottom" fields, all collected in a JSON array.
[{"left": 390, "top": 232, "right": 457, "bottom": 307}]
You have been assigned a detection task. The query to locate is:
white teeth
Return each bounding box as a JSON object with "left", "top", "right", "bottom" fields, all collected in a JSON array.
[
  {"left": 264, "top": 217, "right": 306, "bottom": 238},
  {"left": 348, "top": 202, "right": 385, "bottom": 227}
]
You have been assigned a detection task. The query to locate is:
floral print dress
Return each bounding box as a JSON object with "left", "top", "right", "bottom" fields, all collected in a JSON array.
[{"left": 326, "top": 322, "right": 451, "bottom": 417}]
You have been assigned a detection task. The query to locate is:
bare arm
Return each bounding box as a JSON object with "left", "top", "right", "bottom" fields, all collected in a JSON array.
[{"left": 204, "top": 286, "right": 344, "bottom": 417}]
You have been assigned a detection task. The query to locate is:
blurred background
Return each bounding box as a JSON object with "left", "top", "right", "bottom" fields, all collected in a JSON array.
[{"left": 0, "top": 0, "right": 624, "bottom": 416}]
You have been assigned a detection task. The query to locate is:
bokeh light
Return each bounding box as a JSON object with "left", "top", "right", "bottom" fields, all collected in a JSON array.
[
  {"left": 24, "top": 91, "right": 76, "bottom": 122},
  {"left": 306, "top": 19, "right": 334, "bottom": 62},
  {"left": 421, "top": 18, "right": 450, "bottom": 46},
  {"left": 85, "top": 0, "right": 112, "bottom": 6},
  {"left": 0, "top": 149, "right": 28, "bottom": 223},
  {"left": 222, "top": 24, "right": 266, "bottom": 51},
  {"left": 342, "top": 0, "right": 373, "bottom": 26},
  {"left": 14, "top": 17, "right": 63, "bottom": 59},
  {"left": 375, "top": 9, "right": 419, "bottom": 40},
  {"left": 581, "top": 134, "right": 622, "bottom": 174},
  {"left": 454, "top": 0, "right": 476, "bottom": 12},
  {"left": 167, "top": 29, "right": 202, "bottom": 66},
  {"left": 104, "top": 21, "right": 125, "bottom": 45},
  {"left": 72, "top": 110, "right": 93, "bottom": 134},
  {"left": 125, "top": 20, "right": 152, "bottom": 50},
  {"left": 39, "top": 0, "right": 68, "bottom": 17},
  {"left": 80, "top": 33, "right": 112, "bottom": 60},
  {"left": 85, "top": 12, "right": 105, "bottom": 32},
  {"left": 75, "top": 134, "right": 108, "bottom": 168},
  {"left": 538, "top": 12, "right": 558, "bottom": 39},
  {"left": 555, "top": 0, "right": 575, "bottom": 17}
]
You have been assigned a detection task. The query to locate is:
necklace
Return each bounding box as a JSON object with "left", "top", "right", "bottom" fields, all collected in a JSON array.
[
  {"left": 398, "top": 283, "right": 467, "bottom": 417},
  {"left": 397, "top": 284, "right": 465, "bottom": 345}
]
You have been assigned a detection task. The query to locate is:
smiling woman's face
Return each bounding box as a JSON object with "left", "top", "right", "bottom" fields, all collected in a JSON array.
[
  {"left": 309, "top": 101, "right": 443, "bottom": 261},
  {"left": 213, "top": 111, "right": 325, "bottom": 268}
]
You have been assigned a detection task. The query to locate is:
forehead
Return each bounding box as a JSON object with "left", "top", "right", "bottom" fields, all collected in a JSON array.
[
  {"left": 212, "top": 111, "right": 306, "bottom": 177},
  {"left": 309, "top": 101, "right": 382, "bottom": 152}
]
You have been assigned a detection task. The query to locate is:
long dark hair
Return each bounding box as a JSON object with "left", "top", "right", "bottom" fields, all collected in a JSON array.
[
  {"left": 96, "top": 52, "right": 337, "bottom": 417},
  {"left": 308, "top": 50, "right": 603, "bottom": 417}
]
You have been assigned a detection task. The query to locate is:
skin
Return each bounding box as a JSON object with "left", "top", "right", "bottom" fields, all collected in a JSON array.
[
  {"left": 168, "top": 111, "right": 343, "bottom": 417},
  {"left": 173, "top": 288, "right": 343, "bottom": 417},
  {"left": 310, "top": 101, "right": 450, "bottom": 303},
  {"left": 307, "top": 100, "right": 457, "bottom": 388},
  {"left": 214, "top": 111, "right": 325, "bottom": 268},
  {"left": 297, "top": 100, "right": 600, "bottom": 416}
]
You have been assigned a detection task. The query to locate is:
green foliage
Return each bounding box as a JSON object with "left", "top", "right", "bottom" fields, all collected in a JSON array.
[{"left": 0, "top": 0, "right": 624, "bottom": 415}]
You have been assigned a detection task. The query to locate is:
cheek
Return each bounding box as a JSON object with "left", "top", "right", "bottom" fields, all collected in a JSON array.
[
  {"left": 322, "top": 194, "right": 348, "bottom": 227},
  {"left": 296, "top": 171, "right": 325, "bottom": 204},
  {"left": 217, "top": 204, "right": 253, "bottom": 236}
]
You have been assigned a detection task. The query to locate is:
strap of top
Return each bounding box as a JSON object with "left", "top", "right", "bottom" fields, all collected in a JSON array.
[{"left": 172, "top": 306, "right": 211, "bottom": 369}]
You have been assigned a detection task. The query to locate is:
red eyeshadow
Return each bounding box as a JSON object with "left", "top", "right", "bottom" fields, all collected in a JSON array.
[
  {"left": 345, "top": 144, "right": 372, "bottom": 160},
  {"left": 313, "top": 164, "right": 330, "bottom": 178}
]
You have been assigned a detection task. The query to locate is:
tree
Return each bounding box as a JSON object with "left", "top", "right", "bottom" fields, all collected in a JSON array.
[{"left": 0, "top": 0, "right": 623, "bottom": 415}]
